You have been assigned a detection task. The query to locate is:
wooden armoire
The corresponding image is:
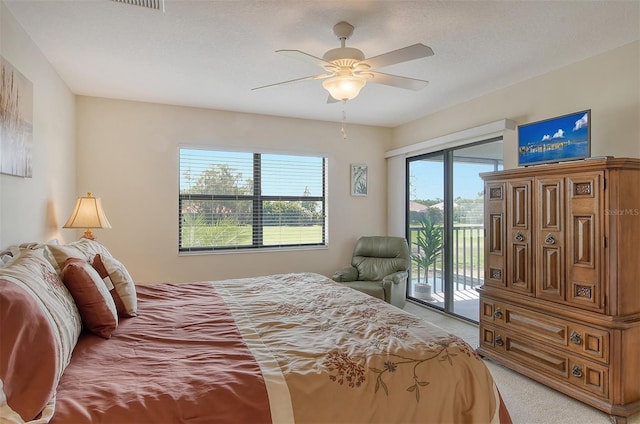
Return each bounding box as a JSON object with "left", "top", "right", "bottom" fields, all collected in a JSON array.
[{"left": 477, "top": 158, "right": 640, "bottom": 423}]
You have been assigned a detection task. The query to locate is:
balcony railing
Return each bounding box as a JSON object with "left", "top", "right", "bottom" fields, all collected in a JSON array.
[{"left": 409, "top": 224, "right": 484, "bottom": 294}]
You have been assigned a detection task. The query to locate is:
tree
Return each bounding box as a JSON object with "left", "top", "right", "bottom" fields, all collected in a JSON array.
[
  {"left": 263, "top": 199, "right": 323, "bottom": 227},
  {"left": 184, "top": 164, "right": 252, "bottom": 196},
  {"left": 181, "top": 164, "right": 253, "bottom": 224},
  {"left": 301, "top": 186, "right": 315, "bottom": 214}
]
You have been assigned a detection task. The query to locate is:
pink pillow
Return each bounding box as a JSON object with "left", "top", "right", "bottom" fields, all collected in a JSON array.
[
  {"left": 0, "top": 278, "right": 59, "bottom": 421},
  {"left": 0, "top": 248, "right": 81, "bottom": 384},
  {"left": 62, "top": 258, "right": 118, "bottom": 338},
  {"left": 93, "top": 254, "right": 138, "bottom": 317}
]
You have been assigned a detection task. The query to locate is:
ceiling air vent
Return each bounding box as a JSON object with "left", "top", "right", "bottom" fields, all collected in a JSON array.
[{"left": 110, "top": 0, "right": 165, "bottom": 12}]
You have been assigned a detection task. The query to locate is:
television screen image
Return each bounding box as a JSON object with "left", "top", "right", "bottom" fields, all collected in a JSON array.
[{"left": 518, "top": 110, "right": 590, "bottom": 166}]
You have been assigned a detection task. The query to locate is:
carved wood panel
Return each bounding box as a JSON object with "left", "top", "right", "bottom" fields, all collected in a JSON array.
[
  {"left": 511, "top": 185, "right": 528, "bottom": 228},
  {"left": 485, "top": 182, "right": 506, "bottom": 288},
  {"left": 512, "top": 245, "right": 528, "bottom": 285},
  {"left": 541, "top": 182, "right": 562, "bottom": 229},
  {"left": 573, "top": 215, "right": 594, "bottom": 266},
  {"left": 491, "top": 331, "right": 609, "bottom": 399},
  {"left": 480, "top": 325, "right": 496, "bottom": 347},
  {"left": 569, "top": 360, "right": 608, "bottom": 398},
  {"left": 507, "top": 180, "right": 533, "bottom": 294},
  {"left": 566, "top": 173, "right": 602, "bottom": 311},
  {"left": 504, "top": 336, "right": 568, "bottom": 378},
  {"left": 480, "top": 299, "right": 496, "bottom": 321},
  {"left": 536, "top": 177, "right": 565, "bottom": 301},
  {"left": 502, "top": 302, "right": 567, "bottom": 344},
  {"left": 490, "top": 214, "right": 502, "bottom": 253},
  {"left": 566, "top": 324, "right": 609, "bottom": 363},
  {"left": 540, "top": 246, "right": 563, "bottom": 299},
  {"left": 484, "top": 297, "right": 609, "bottom": 364}
]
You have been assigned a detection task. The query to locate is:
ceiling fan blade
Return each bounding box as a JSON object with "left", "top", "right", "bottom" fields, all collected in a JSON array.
[
  {"left": 252, "top": 73, "right": 332, "bottom": 91},
  {"left": 361, "top": 43, "right": 434, "bottom": 70},
  {"left": 326, "top": 95, "right": 340, "bottom": 104},
  {"left": 368, "top": 71, "right": 429, "bottom": 90},
  {"left": 276, "top": 49, "right": 337, "bottom": 69}
]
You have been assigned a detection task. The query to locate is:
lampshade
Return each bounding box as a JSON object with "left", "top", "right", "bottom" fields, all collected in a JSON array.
[
  {"left": 63, "top": 192, "right": 111, "bottom": 240},
  {"left": 322, "top": 75, "right": 366, "bottom": 101}
]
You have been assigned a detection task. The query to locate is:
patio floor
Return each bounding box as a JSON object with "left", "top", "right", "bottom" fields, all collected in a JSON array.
[
  {"left": 428, "top": 288, "right": 480, "bottom": 322},
  {"left": 408, "top": 278, "right": 481, "bottom": 322}
]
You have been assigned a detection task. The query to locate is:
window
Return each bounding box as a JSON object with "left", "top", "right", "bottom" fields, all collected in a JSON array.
[{"left": 179, "top": 147, "right": 327, "bottom": 252}]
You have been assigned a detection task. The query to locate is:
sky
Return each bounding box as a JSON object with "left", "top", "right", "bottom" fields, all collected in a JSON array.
[
  {"left": 409, "top": 161, "right": 500, "bottom": 201},
  {"left": 182, "top": 148, "right": 500, "bottom": 201},
  {"left": 180, "top": 148, "right": 324, "bottom": 196}
]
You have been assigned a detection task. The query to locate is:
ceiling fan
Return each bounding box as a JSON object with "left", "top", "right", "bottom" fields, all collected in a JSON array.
[{"left": 252, "top": 21, "right": 434, "bottom": 103}]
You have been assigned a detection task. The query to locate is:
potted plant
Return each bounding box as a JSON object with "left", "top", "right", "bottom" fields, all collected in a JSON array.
[{"left": 411, "top": 214, "right": 443, "bottom": 300}]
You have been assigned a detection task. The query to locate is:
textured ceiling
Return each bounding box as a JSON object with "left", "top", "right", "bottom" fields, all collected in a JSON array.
[{"left": 5, "top": 0, "right": 640, "bottom": 127}]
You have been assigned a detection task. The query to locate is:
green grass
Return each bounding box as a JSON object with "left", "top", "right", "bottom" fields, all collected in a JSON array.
[{"left": 181, "top": 224, "right": 323, "bottom": 247}]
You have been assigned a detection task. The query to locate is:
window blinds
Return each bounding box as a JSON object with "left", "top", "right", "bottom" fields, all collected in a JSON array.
[{"left": 179, "top": 148, "right": 326, "bottom": 252}]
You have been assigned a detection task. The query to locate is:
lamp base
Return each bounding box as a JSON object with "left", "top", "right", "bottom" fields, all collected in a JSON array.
[{"left": 81, "top": 229, "right": 96, "bottom": 240}]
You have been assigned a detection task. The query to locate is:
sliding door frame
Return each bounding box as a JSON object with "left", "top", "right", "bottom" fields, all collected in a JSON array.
[{"left": 405, "top": 136, "right": 503, "bottom": 321}]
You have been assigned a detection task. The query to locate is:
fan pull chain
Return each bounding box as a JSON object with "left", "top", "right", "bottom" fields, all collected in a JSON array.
[{"left": 341, "top": 100, "right": 348, "bottom": 139}]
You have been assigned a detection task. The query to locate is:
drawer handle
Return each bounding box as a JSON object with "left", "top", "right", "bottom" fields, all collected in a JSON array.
[
  {"left": 571, "top": 365, "right": 583, "bottom": 378},
  {"left": 545, "top": 233, "right": 556, "bottom": 245},
  {"left": 514, "top": 232, "right": 525, "bottom": 242},
  {"left": 495, "top": 336, "right": 504, "bottom": 347},
  {"left": 570, "top": 331, "right": 582, "bottom": 345},
  {"left": 493, "top": 308, "right": 503, "bottom": 319}
]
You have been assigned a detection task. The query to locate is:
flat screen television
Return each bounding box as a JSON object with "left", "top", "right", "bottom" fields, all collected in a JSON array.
[{"left": 518, "top": 110, "right": 591, "bottom": 166}]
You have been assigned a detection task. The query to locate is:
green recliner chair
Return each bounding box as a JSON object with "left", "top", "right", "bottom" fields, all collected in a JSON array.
[{"left": 332, "top": 236, "right": 410, "bottom": 309}]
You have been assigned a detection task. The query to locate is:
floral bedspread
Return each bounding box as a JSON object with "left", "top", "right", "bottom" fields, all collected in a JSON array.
[
  {"left": 215, "top": 272, "right": 504, "bottom": 423},
  {"left": 49, "top": 272, "right": 507, "bottom": 423}
]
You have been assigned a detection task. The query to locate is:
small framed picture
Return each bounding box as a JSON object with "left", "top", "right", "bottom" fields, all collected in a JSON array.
[{"left": 350, "top": 164, "right": 368, "bottom": 196}]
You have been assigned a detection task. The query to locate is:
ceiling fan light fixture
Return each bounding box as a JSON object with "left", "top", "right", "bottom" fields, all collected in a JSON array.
[
  {"left": 254, "top": 21, "right": 434, "bottom": 105},
  {"left": 322, "top": 75, "right": 366, "bottom": 101}
]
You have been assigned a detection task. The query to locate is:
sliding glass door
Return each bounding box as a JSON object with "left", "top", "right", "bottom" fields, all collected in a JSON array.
[
  {"left": 406, "top": 139, "right": 503, "bottom": 322},
  {"left": 407, "top": 154, "right": 444, "bottom": 303}
]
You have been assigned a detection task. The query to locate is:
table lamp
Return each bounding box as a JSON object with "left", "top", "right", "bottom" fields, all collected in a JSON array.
[{"left": 63, "top": 192, "right": 112, "bottom": 240}]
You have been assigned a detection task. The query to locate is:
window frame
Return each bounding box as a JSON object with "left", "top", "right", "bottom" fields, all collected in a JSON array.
[{"left": 178, "top": 147, "right": 327, "bottom": 253}]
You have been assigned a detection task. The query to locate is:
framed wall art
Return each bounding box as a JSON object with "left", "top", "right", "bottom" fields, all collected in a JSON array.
[
  {"left": 350, "top": 164, "right": 368, "bottom": 196},
  {"left": 1, "top": 55, "right": 34, "bottom": 178}
]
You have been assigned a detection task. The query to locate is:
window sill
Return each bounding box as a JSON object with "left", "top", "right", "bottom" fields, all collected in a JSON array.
[{"left": 177, "top": 244, "right": 328, "bottom": 256}]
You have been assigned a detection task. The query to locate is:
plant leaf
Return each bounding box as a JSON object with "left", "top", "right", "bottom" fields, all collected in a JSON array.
[{"left": 380, "top": 379, "right": 388, "bottom": 396}]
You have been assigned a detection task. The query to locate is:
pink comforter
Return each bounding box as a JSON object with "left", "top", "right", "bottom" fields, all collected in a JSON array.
[{"left": 51, "top": 273, "right": 510, "bottom": 423}]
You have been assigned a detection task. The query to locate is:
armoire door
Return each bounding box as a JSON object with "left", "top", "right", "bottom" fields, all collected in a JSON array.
[
  {"left": 535, "top": 176, "right": 565, "bottom": 302},
  {"left": 485, "top": 181, "right": 506, "bottom": 289},
  {"left": 565, "top": 172, "right": 603, "bottom": 311},
  {"left": 506, "top": 179, "right": 533, "bottom": 295}
]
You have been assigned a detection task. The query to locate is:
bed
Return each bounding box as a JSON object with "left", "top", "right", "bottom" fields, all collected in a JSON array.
[{"left": 1, "top": 240, "right": 511, "bottom": 423}]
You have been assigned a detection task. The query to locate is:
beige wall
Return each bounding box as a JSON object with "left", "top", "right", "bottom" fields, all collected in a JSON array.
[
  {"left": 0, "top": 2, "right": 76, "bottom": 248},
  {"left": 75, "top": 97, "right": 390, "bottom": 283},
  {"left": 4, "top": 0, "right": 638, "bottom": 286},
  {"left": 392, "top": 41, "right": 640, "bottom": 168}
]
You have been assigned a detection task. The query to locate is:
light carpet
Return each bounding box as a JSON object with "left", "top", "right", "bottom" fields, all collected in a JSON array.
[{"left": 403, "top": 301, "right": 640, "bottom": 424}]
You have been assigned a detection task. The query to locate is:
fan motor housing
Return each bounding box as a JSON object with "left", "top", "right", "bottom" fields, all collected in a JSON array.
[{"left": 322, "top": 47, "right": 365, "bottom": 64}]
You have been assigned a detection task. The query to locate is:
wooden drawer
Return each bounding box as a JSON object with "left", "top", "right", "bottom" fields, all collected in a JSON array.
[
  {"left": 480, "top": 324, "right": 609, "bottom": 399},
  {"left": 480, "top": 296, "right": 609, "bottom": 363}
]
